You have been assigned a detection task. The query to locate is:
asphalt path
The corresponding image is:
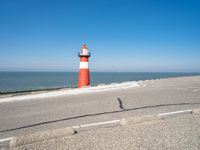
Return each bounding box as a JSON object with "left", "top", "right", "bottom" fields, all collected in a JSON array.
[{"left": 0, "top": 76, "right": 200, "bottom": 139}]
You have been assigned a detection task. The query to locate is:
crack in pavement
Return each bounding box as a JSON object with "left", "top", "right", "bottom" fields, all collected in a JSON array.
[{"left": 1, "top": 102, "right": 200, "bottom": 133}]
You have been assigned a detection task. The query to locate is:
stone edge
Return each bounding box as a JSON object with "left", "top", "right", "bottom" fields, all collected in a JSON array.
[{"left": 1, "top": 108, "right": 200, "bottom": 148}]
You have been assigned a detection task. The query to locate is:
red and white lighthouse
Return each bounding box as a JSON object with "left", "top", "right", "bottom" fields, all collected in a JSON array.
[{"left": 78, "top": 44, "right": 91, "bottom": 88}]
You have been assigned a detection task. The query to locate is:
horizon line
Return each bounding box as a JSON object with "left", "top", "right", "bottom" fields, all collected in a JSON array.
[{"left": 0, "top": 71, "right": 200, "bottom": 73}]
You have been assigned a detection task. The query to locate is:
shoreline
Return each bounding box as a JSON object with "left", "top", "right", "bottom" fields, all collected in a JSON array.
[
  {"left": 0, "top": 75, "right": 199, "bottom": 97},
  {"left": 0, "top": 81, "right": 140, "bottom": 103}
]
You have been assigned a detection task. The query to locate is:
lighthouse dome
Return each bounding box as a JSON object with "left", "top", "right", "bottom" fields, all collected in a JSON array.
[{"left": 78, "top": 44, "right": 90, "bottom": 57}]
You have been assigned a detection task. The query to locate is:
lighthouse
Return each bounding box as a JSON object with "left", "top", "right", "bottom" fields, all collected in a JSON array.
[{"left": 78, "top": 44, "right": 91, "bottom": 88}]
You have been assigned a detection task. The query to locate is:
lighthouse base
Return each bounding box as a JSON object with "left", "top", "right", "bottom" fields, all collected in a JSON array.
[{"left": 78, "top": 69, "right": 90, "bottom": 88}]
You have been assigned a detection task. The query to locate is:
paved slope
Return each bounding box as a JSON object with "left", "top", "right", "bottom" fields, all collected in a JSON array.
[{"left": 0, "top": 76, "right": 200, "bottom": 139}]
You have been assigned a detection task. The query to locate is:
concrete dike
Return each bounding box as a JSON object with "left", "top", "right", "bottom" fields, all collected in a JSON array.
[{"left": 0, "top": 76, "right": 200, "bottom": 149}]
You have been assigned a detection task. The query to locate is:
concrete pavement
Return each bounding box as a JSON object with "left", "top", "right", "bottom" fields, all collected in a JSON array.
[
  {"left": 13, "top": 113, "right": 200, "bottom": 150},
  {"left": 0, "top": 76, "right": 200, "bottom": 140}
]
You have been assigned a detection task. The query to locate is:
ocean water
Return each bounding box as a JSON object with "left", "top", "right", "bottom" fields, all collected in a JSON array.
[{"left": 0, "top": 72, "right": 199, "bottom": 93}]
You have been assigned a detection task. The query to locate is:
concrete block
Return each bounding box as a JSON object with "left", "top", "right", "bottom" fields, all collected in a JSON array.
[
  {"left": 9, "top": 127, "right": 75, "bottom": 147},
  {"left": 192, "top": 108, "right": 200, "bottom": 115},
  {"left": 74, "top": 120, "right": 121, "bottom": 132},
  {"left": 157, "top": 109, "right": 192, "bottom": 119},
  {"left": 125, "top": 115, "right": 158, "bottom": 125}
]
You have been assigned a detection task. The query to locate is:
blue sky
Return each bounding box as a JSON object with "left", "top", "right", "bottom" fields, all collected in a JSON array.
[{"left": 0, "top": 0, "right": 200, "bottom": 72}]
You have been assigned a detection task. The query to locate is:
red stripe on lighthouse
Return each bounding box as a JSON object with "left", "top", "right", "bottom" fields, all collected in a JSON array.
[
  {"left": 78, "top": 44, "right": 90, "bottom": 88},
  {"left": 80, "top": 57, "right": 88, "bottom": 62}
]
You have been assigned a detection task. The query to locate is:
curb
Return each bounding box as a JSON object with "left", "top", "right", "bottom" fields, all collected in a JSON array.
[
  {"left": 157, "top": 109, "right": 192, "bottom": 119},
  {"left": 73, "top": 120, "right": 121, "bottom": 132},
  {"left": 0, "top": 127, "right": 75, "bottom": 148},
  {"left": 124, "top": 115, "right": 157, "bottom": 125},
  {"left": 1, "top": 108, "right": 199, "bottom": 148}
]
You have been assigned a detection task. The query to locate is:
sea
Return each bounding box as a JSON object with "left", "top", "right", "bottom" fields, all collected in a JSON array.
[{"left": 0, "top": 72, "right": 200, "bottom": 93}]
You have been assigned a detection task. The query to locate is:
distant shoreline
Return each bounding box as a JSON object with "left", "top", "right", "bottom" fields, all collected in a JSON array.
[
  {"left": 0, "top": 81, "right": 140, "bottom": 103},
  {"left": 0, "top": 87, "right": 68, "bottom": 95},
  {"left": 0, "top": 84, "right": 82, "bottom": 95}
]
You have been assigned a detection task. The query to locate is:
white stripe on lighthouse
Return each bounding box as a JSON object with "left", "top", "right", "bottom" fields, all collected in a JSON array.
[{"left": 79, "top": 62, "right": 89, "bottom": 69}]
